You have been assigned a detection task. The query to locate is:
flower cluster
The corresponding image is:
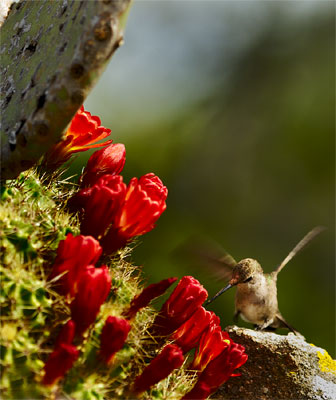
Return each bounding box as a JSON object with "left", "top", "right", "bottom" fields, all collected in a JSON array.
[
  {"left": 46, "top": 105, "right": 168, "bottom": 255},
  {"left": 41, "top": 107, "right": 248, "bottom": 396},
  {"left": 46, "top": 235, "right": 178, "bottom": 385},
  {"left": 165, "top": 278, "right": 248, "bottom": 399},
  {"left": 46, "top": 236, "right": 247, "bottom": 393},
  {"left": 43, "top": 106, "right": 171, "bottom": 386},
  {"left": 44, "top": 233, "right": 113, "bottom": 384},
  {"left": 126, "top": 275, "right": 247, "bottom": 397}
]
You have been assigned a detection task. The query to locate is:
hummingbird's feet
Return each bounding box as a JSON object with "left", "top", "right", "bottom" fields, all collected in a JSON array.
[{"left": 254, "top": 318, "right": 274, "bottom": 331}]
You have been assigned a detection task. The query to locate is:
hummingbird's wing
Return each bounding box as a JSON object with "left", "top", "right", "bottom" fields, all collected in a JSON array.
[
  {"left": 172, "top": 237, "right": 237, "bottom": 281},
  {"left": 273, "top": 226, "right": 325, "bottom": 276}
]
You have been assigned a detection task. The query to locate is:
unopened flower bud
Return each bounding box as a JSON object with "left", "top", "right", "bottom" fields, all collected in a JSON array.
[
  {"left": 99, "top": 316, "right": 131, "bottom": 365},
  {"left": 133, "top": 344, "right": 184, "bottom": 393},
  {"left": 81, "top": 143, "right": 126, "bottom": 187}
]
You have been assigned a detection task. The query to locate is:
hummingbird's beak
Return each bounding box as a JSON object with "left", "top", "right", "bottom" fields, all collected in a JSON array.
[{"left": 205, "top": 283, "right": 233, "bottom": 306}]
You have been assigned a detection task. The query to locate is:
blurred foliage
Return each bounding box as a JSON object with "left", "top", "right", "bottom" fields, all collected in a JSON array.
[{"left": 68, "top": 5, "right": 335, "bottom": 355}]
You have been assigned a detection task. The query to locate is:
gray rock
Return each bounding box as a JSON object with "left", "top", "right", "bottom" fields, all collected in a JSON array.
[{"left": 215, "top": 326, "right": 336, "bottom": 399}]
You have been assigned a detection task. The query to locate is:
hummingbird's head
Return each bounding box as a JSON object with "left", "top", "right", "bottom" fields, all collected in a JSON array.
[
  {"left": 230, "top": 258, "right": 262, "bottom": 285},
  {"left": 205, "top": 258, "right": 263, "bottom": 305}
]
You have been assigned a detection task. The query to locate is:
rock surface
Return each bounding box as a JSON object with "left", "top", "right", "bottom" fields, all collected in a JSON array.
[{"left": 216, "top": 326, "right": 336, "bottom": 400}]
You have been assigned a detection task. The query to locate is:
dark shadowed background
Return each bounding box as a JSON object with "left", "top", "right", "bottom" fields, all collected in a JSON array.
[{"left": 66, "top": 1, "right": 335, "bottom": 356}]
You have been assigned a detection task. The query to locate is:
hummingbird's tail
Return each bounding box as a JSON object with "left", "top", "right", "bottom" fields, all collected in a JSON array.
[
  {"left": 273, "top": 226, "right": 325, "bottom": 277},
  {"left": 274, "top": 314, "right": 304, "bottom": 338}
]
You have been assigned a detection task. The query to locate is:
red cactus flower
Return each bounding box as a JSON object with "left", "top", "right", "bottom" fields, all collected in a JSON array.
[
  {"left": 154, "top": 276, "right": 208, "bottom": 335},
  {"left": 183, "top": 342, "right": 248, "bottom": 399},
  {"left": 43, "top": 106, "right": 112, "bottom": 169},
  {"left": 48, "top": 233, "right": 102, "bottom": 297},
  {"left": 133, "top": 344, "right": 184, "bottom": 393},
  {"left": 42, "top": 343, "right": 79, "bottom": 386},
  {"left": 99, "top": 316, "right": 131, "bottom": 365},
  {"left": 124, "top": 277, "right": 177, "bottom": 319},
  {"left": 54, "top": 320, "right": 76, "bottom": 348},
  {"left": 80, "top": 143, "right": 126, "bottom": 187},
  {"left": 70, "top": 265, "right": 111, "bottom": 336},
  {"left": 116, "top": 173, "right": 168, "bottom": 237},
  {"left": 191, "top": 325, "right": 231, "bottom": 371},
  {"left": 70, "top": 173, "right": 167, "bottom": 254},
  {"left": 101, "top": 173, "right": 168, "bottom": 253},
  {"left": 171, "top": 307, "right": 218, "bottom": 353}
]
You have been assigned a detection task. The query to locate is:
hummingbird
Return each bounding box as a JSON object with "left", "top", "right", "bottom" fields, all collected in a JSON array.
[{"left": 204, "top": 227, "right": 325, "bottom": 333}]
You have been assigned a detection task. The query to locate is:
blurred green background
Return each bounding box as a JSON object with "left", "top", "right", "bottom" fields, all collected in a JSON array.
[{"left": 68, "top": 1, "right": 335, "bottom": 355}]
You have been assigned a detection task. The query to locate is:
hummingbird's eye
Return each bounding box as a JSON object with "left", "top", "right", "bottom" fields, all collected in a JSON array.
[{"left": 243, "top": 276, "right": 253, "bottom": 283}]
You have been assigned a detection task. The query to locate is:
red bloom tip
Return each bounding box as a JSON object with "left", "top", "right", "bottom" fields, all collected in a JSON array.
[
  {"left": 185, "top": 342, "right": 248, "bottom": 399},
  {"left": 42, "top": 343, "right": 79, "bottom": 386},
  {"left": 171, "top": 306, "right": 218, "bottom": 353},
  {"left": 154, "top": 276, "right": 208, "bottom": 335},
  {"left": 43, "top": 106, "right": 112, "bottom": 169},
  {"left": 54, "top": 320, "right": 76, "bottom": 348},
  {"left": 71, "top": 265, "right": 111, "bottom": 336},
  {"left": 124, "top": 277, "right": 177, "bottom": 319},
  {"left": 99, "top": 316, "right": 131, "bottom": 365},
  {"left": 133, "top": 344, "right": 184, "bottom": 393},
  {"left": 80, "top": 143, "right": 126, "bottom": 188},
  {"left": 191, "top": 325, "right": 231, "bottom": 371},
  {"left": 48, "top": 233, "right": 102, "bottom": 297}
]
